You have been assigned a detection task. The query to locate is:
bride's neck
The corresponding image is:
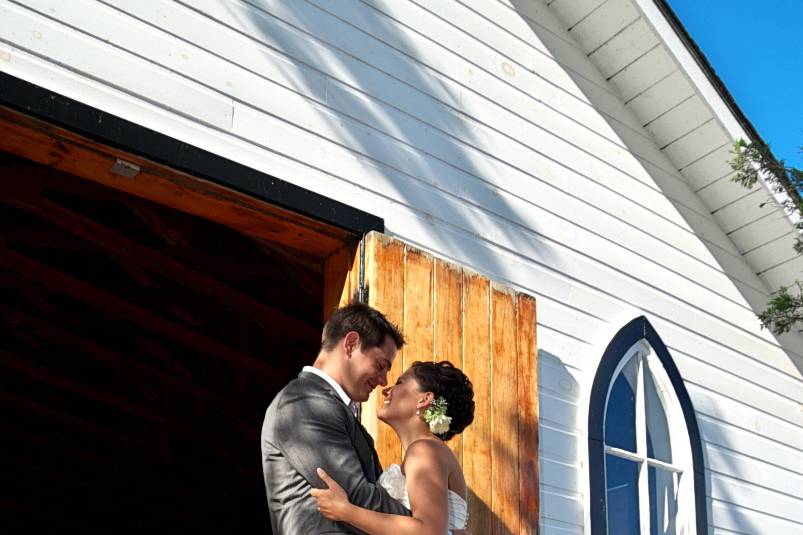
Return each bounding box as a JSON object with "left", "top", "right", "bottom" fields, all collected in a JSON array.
[{"left": 390, "top": 418, "right": 434, "bottom": 450}]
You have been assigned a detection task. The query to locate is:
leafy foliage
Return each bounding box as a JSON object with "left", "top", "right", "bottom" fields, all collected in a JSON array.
[{"left": 730, "top": 140, "right": 803, "bottom": 333}]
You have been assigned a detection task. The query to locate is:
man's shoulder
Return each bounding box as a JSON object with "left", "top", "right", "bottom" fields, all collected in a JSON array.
[{"left": 270, "top": 372, "right": 343, "bottom": 411}]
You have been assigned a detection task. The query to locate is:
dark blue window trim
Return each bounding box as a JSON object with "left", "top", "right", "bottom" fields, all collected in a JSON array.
[
  {"left": 0, "top": 72, "right": 383, "bottom": 237},
  {"left": 588, "top": 316, "right": 708, "bottom": 535}
]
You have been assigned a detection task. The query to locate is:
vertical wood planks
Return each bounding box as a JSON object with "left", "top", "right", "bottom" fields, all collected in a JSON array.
[
  {"left": 400, "top": 246, "right": 433, "bottom": 464},
  {"left": 491, "top": 285, "right": 520, "bottom": 535},
  {"left": 434, "top": 258, "right": 463, "bottom": 463},
  {"left": 402, "top": 247, "right": 434, "bottom": 370},
  {"left": 364, "top": 233, "right": 405, "bottom": 464},
  {"left": 517, "top": 295, "right": 539, "bottom": 535},
  {"left": 331, "top": 232, "right": 538, "bottom": 532},
  {"left": 462, "top": 271, "right": 492, "bottom": 534}
]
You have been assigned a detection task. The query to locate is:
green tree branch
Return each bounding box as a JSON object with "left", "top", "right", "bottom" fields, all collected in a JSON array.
[{"left": 729, "top": 140, "right": 803, "bottom": 334}]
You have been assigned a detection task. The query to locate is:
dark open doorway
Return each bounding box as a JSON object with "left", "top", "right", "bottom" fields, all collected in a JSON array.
[{"left": 0, "top": 76, "right": 379, "bottom": 532}]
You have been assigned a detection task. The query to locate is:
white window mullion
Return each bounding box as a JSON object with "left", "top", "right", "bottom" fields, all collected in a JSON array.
[
  {"left": 646, "top": 457, "right": 683, "bottom": 473},
  {"left": 604, "top": 445, "right": 645, "bottom": 463},
  {"left": 635, "top": 352, "right": 651, "bottom": 535}
]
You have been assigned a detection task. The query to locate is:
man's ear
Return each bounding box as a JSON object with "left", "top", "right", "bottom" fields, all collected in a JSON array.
[{"left": 342, "top": 331, "right": 361, "bottom": 358}]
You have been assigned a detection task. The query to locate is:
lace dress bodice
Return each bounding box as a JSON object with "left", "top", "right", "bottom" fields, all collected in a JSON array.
[{"left": 378, "top": 463, "right": 468, "bottom": 533}]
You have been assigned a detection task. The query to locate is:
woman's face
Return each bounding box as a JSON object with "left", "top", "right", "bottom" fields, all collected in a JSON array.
[{"left": 378, "top": 369, "right": 426, "bottom": 423}]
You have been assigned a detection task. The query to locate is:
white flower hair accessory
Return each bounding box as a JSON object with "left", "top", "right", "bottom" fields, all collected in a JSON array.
[{"left": 423, "top": 396, "right": 452, "bottom": 435}]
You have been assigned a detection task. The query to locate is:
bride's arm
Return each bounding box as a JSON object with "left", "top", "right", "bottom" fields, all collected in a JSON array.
[{"left": 312, "top": 440, "right": 450, "bottom": 535}]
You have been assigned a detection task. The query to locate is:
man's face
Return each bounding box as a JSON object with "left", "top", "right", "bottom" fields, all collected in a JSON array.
[{"left": 342, "top": 333, "right": 397, "bottom": 402}]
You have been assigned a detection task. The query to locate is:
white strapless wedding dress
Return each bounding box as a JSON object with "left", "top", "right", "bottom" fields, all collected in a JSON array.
[{"left": 378, "top": 463, "right": 468, "bottom": 533}]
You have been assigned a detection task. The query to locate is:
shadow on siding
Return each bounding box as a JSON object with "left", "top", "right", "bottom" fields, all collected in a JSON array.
[{"left": 217, "top": 0, "right": 559, "bottom": 288}]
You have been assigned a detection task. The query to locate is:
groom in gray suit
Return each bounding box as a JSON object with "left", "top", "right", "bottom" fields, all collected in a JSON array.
[{"left": 261, "top": 302, "right": 410, "bottom": 533}]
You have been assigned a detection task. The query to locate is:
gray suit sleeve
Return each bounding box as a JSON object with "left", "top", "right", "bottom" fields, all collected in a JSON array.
[{"left": 275, "top": 389, "right": 410, "bottom": 516}]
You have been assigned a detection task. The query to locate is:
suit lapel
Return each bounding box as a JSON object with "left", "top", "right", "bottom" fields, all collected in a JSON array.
[{"left": 298, "top": 371, "right": 382, "bottom": 479}]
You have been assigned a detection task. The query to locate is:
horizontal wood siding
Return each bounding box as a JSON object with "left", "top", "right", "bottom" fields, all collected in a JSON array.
[{"left": 2, "top": 0, "right": 802, "bottom": 533}]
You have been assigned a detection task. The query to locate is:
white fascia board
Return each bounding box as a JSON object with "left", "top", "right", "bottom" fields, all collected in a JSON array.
[{"left": 633, "top": 0, "right": 796, "bottom": 226}]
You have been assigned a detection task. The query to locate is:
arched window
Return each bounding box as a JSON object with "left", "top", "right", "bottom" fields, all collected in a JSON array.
[{"left": 588, "top": 317, "right": 707, "bottom": 535}]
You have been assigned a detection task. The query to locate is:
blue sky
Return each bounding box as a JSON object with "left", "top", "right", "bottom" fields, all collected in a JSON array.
[{"left": 668, "top": 0, "right": 803, "bottom": 168}]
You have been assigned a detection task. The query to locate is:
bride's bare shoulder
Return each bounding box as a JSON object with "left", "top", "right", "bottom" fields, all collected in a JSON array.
[{"left": 403, "top": 439, "right": 454, "bottom": 469}]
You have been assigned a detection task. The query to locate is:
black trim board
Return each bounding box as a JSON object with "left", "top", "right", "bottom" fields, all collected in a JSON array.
[
  {"left": 588, "top": 316, "right": 708, "bottom": 535},
  {"left": 0, "top": 72, "right": 383, "bottom": 237}
]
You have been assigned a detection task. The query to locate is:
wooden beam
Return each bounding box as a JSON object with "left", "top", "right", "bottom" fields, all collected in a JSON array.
[
  {"left": 0, "top": 391, "right": 251, "bottom": 488},
  {"left": 0, "top": 423, "right": 244, "bottom": 505},
  {"left": 3, "top": 195, "right": 319, "bottom": 340},
  {"left": 0, "top": 105, "right": 355, "bottom": 257},
  {"left": 0, "top": 244, "right": 281, "bottom": 378},
  {"left": 0, "top": 388, "right": 166, "bottom": 460},
  {"left": 126, "top": 202, "right": 195, "bottom": 247},
  {"left": 1, "top": 311, "right": 158, "bottom": 401},
  {"left": 1, "top": 226, "right": 99, "bottom": 254},
  {"left": 0, "top": 348, "right": 186, "bottom": 431},
  {"left": 0, "top": 305, "right": 261, "bottom": 433},
  {"left": 130, "top": 335, "right": 193, "bottom": 379},
  {"left": 0, "top": 348, "right": 252, "bottom": 479},
  {"left": 13, "top": 165, "right": 309, "bottom": 282}
]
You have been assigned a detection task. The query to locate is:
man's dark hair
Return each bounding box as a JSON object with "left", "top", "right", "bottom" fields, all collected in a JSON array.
[{"left": 321, "top": 302, "right": 405, "bottom": 352}]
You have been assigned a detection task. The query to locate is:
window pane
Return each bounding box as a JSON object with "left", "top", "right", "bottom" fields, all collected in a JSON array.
[
  {"left": 649, "top": 466, "right": 679, "bottom": 535},
  {"left": 605, "top": 356, "right": 638, "bottom": 451},
  {"left": 645, "top": 366, "right": 672, "bottom": 463},
  {"left": 605, "top": 454, "right": 640, "bottom": 535}
]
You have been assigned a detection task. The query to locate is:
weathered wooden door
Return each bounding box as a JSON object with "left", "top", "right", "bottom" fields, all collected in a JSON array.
[{"left": 325, "top": 232, "right": 539, "bottom": 535}]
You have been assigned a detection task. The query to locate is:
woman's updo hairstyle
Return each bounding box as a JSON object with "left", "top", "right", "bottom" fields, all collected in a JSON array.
[{"left": 410, "top": 360, "right": 475, "bottom": 441}]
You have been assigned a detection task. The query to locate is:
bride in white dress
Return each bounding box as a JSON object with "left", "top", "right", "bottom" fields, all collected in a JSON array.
[{"left": 312, "top": 360, "right": 474, "bottom": 535}]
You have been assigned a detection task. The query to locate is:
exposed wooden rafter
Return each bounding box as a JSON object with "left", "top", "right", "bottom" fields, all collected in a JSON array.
[
  {"left": 0, "top": 305, "right": 260, "bottom": 432},
  {"left": 0, "top": 245, "right": 281, "bottom": 378},
  {"left": 1, "top": 172, "right": 318, "bottom": 339}
]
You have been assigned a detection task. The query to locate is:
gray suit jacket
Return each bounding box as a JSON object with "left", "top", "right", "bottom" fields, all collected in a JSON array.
[{"left": 262, "top": 371, "right": 411, "bottom": 534}]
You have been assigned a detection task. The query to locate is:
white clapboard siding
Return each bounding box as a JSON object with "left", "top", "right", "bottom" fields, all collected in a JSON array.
[
  {"left": 710, "top": 499, "right": 802, "bottom": 535},
  {"left": 88, "top": 0, "right": 759, "bottom": 289},
  {"left": 686, "top": 384, "right": 803, "bottom": 450},
  {"left": 706, "top": 443, "right": 803, "bottom": 498},
  {"left": 332, "top": 0, "right": 702, "bottom": 202},
  {"left": 541, "top": 484, "right": 584, "bottom": 526},
  {"left": 3, "top": 0, "right": 803, "bottom": 533},
  {"left": 94, "top": 0, "right": 712, "bottom": 244},
  {"left": 426, "top": 0, "right": 647, "bottom": 137},
  {"left": 542, "top": 518, "right": 584, "bottom": 535},
  {"left": 302, "top": 0, "right": 706, "bottom": 205},
  {"left": 0, "top": 2, "right": 234, "bottom": 129},
  {"left": 709, "top": 472, "right": 803, "bottom": 525},
  {"left": 671, "top": 345, "right": 803, "bottom": 407},
  {"left": 698, "top": 414, "right": 803, "bottom": 471},
  {"left": 494, "top": 0, "right": 630, "bottom": 106}
]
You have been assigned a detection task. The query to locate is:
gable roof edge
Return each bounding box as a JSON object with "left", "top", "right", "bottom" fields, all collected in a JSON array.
[{"left": 638, "top": 0, "right": 800, "bottom": 222}]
